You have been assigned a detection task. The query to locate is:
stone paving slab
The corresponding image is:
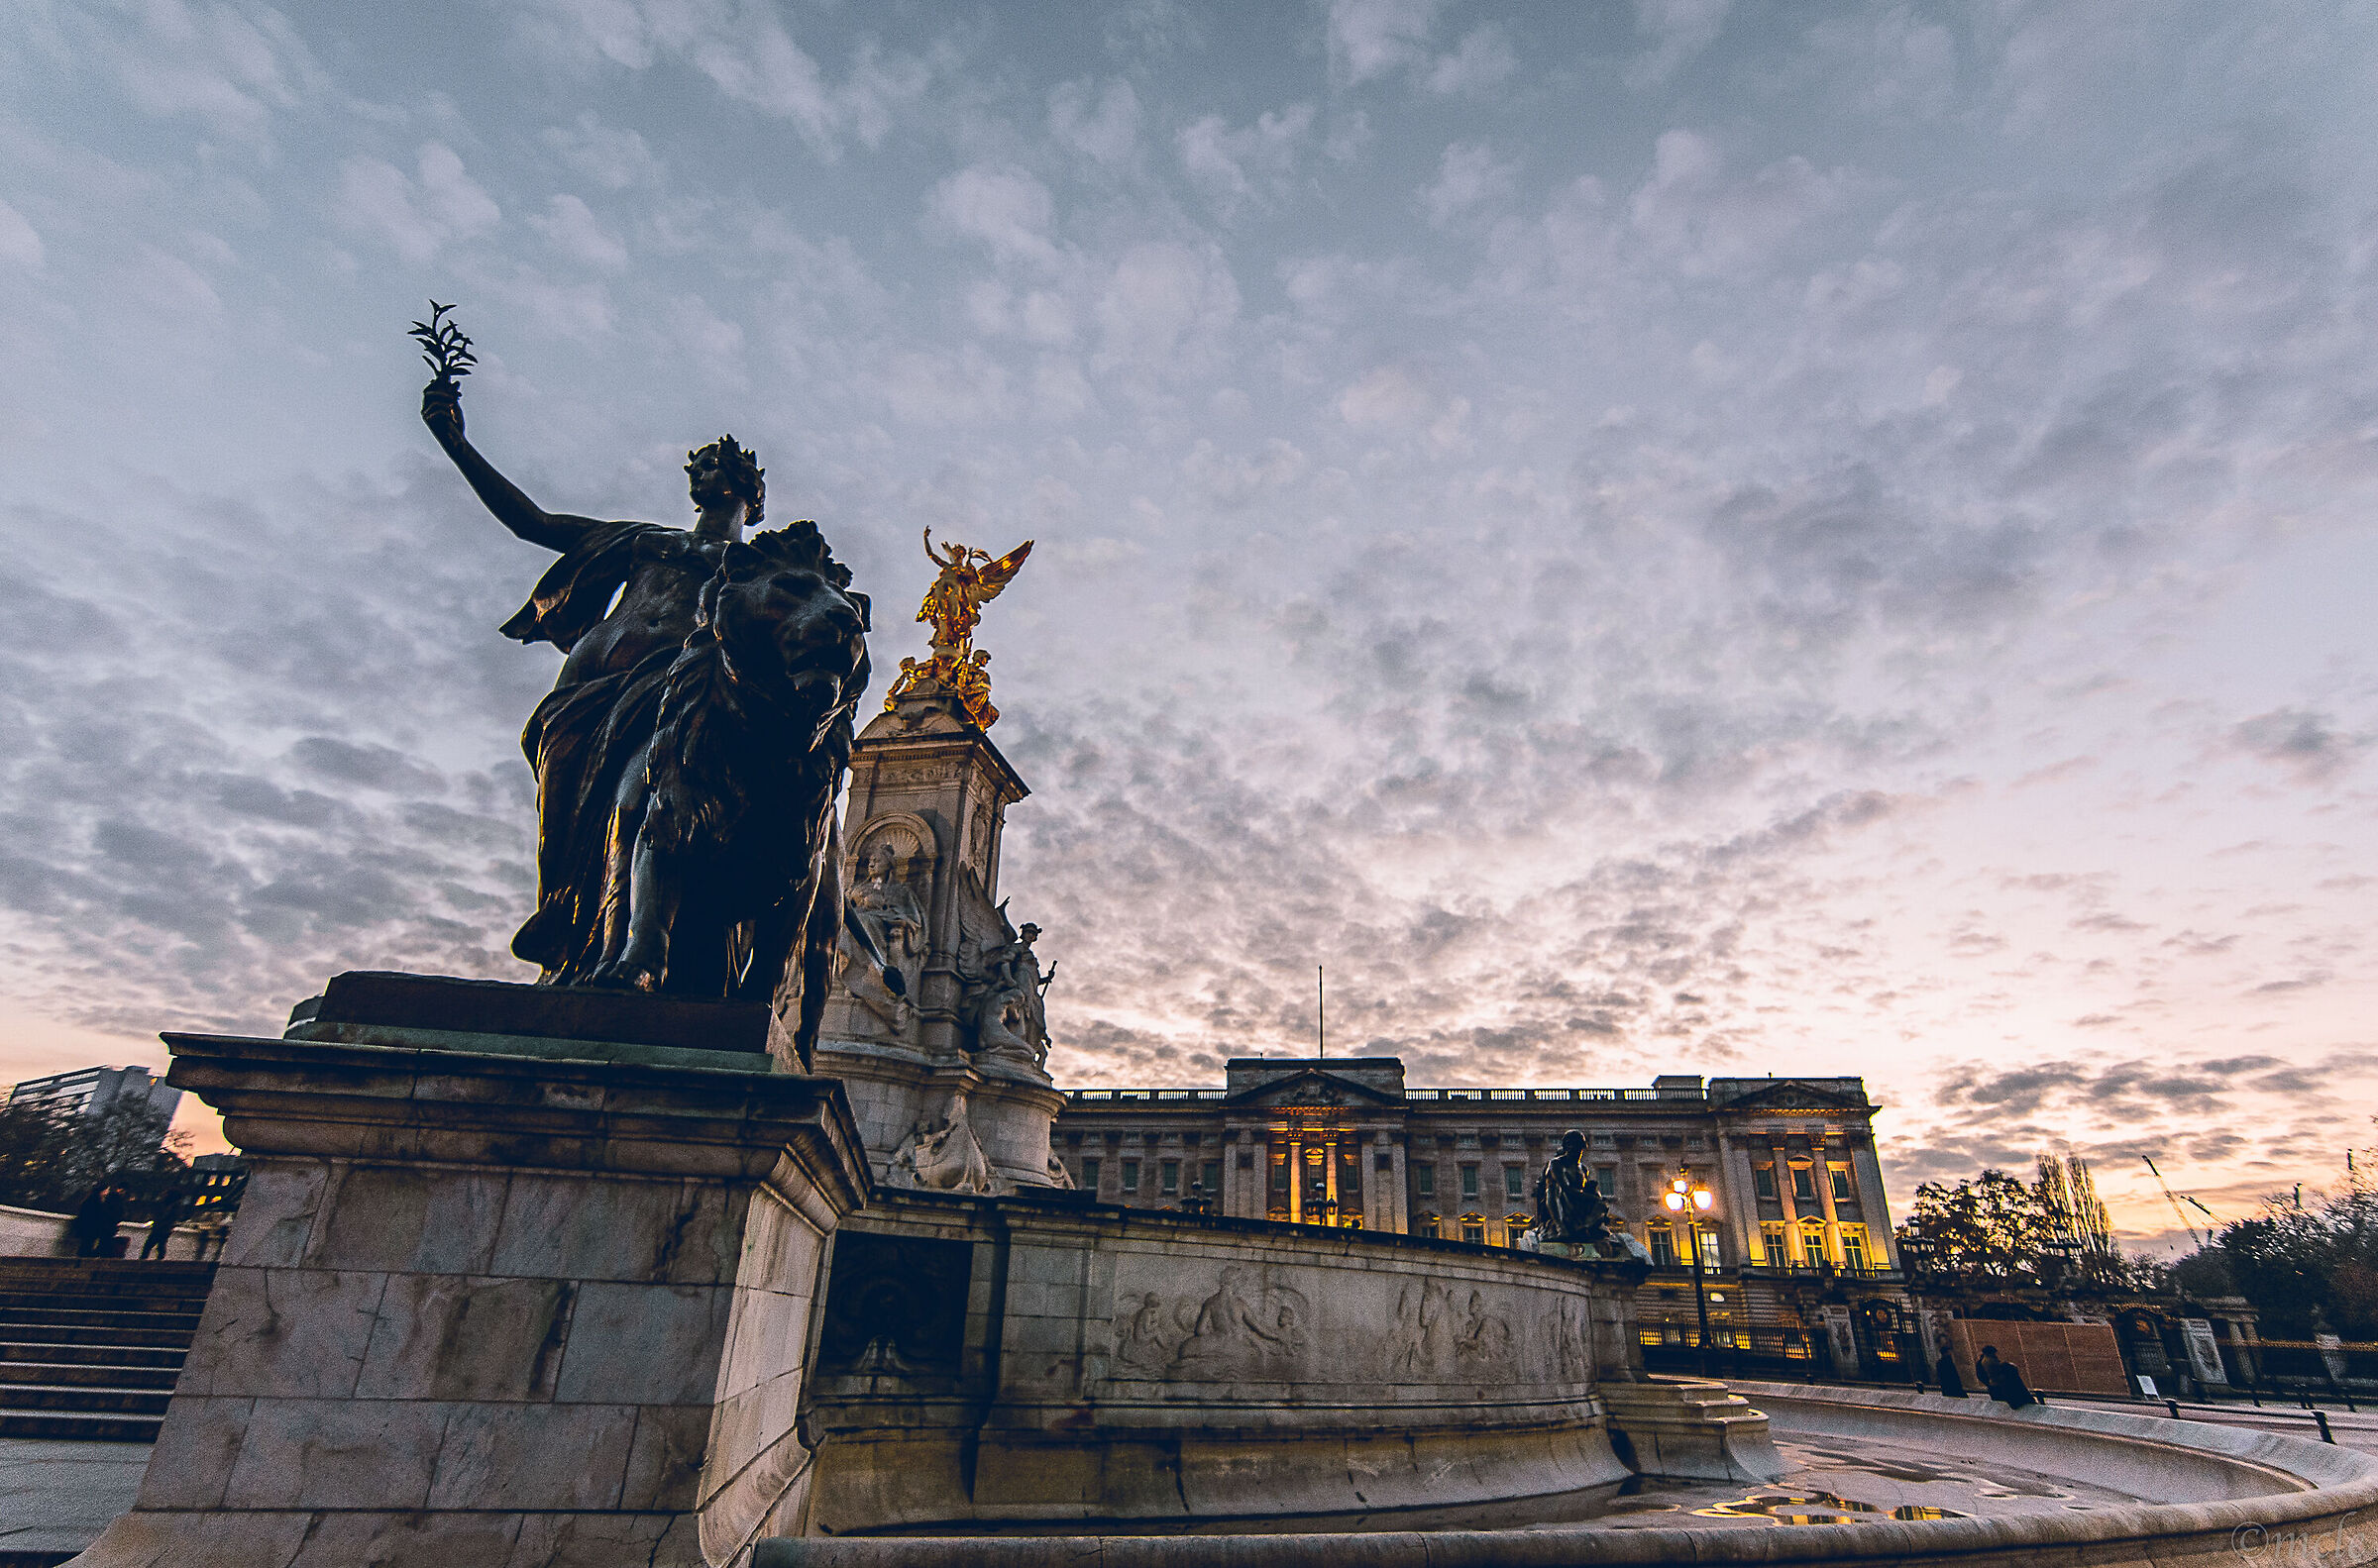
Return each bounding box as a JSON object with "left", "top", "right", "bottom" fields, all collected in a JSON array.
[{"left": 0, "top": 1438, "right": 148, "bottom": 1559}]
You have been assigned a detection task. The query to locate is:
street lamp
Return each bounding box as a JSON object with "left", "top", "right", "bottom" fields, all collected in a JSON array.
[{"left": 1664, "top": 1173, "right": 1717, "bottom": 1379}]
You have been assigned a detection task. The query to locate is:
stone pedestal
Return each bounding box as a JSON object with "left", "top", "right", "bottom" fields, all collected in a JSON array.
[
  {"left": 69, "top": 976, "right": 870, "bottom": 1568},
  {"left": 816, "top": 689, "right": 1065, "bottom": 1194},
  {"left": 1598, "top": 1379, "right": 1786, "bottom": 1482}
]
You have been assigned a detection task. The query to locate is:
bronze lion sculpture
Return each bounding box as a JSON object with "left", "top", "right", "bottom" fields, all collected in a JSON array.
[{"left": 581, "top": 523, "right": 871, "bottom": 1026}]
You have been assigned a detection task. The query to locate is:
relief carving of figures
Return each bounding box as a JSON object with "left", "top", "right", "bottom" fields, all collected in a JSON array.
[
  {"left": 836, "top": 843, "right": 924, "bottom": 1039},
  {"left": 888, "top": 1090, "right": 994, "bottom": 1195},
  {"left": 1114, "top": 1291, "right": 1174, "bottom": 1375},
  {"left": 1174, "top": 1267, "right": 1310, "bottom": 1380},
  {"left": 1551, "top": 1296, "right": 1594, "bottom": 1385},
  {"left": 1388, "top": 1279, "right": 1450, "bottom": 1379},
  {"left": 1452, "top": 1289, "right": 1516, "bottom": 1378},
  {"left": 1108, "top": 1268, "right": 1311, "bottom": 1382}
]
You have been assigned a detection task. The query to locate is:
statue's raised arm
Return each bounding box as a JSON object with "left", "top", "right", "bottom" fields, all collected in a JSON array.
[
  {"left": 404, "top": 302, "right": 874, "bottom": 1068},
  {"left": 411, "top": 303, "right": 602, "bottom": 554}
]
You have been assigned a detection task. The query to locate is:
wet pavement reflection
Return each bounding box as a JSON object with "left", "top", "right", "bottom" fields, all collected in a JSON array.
[{"left": 1539, "top": 1432, "right": 2140, "bottom": 1531}]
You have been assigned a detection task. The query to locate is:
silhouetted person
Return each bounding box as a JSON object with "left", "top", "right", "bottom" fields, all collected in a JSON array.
[
  {"left": 1977, "top": 1343, "right": 2038, "bottom": 1409},
  {"left": 69, "top": 1183, "right": 127, "bottom": 1258},
  {"left": 140, "top": 1184, "right": 185, "bottom": 1261},
  {"left": 1935, "top": 1347, "right": 1968, "bottom": 1398}
]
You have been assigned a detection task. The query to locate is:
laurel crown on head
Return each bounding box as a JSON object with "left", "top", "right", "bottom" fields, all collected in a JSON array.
[{"left": 687, "top": 435, "right": 765, "bottom": 526}]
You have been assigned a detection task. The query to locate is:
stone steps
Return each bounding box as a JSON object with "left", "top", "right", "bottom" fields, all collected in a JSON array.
[
  {"left": 0, "top": 1341, "right": 185, "bottom": 1370},
  {"left": 0, "top": 1259, "right": 215, "bottom": 1442},
  {"left": 0, "top": 1358, "right": 181, "bottom": 1390}
]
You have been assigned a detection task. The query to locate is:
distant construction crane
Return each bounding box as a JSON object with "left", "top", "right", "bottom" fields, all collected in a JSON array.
[{"left": 2143, "top": 1155, "right": 2205, "bottom": 1250}]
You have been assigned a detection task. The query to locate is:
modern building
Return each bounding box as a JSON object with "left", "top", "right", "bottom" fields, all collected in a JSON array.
[
  {"left": 5, "top": 1064, "right": 181, "bottom": 1124},
  {"left": 1051, "top": 1055, "right": 1916, "bottom": 1375}
]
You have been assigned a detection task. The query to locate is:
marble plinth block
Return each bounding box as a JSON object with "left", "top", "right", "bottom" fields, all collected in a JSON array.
[{"left": 69, "top": 981, "right": 871, "bottom": 1568}]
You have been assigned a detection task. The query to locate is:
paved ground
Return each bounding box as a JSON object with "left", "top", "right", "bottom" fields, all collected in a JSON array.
[
  {"left": 1530, "top": 1431, "right": 2144, "bottom": 1531},
  {"left": 0, "top": 1438, "right": 147, "bottom": 1563}
]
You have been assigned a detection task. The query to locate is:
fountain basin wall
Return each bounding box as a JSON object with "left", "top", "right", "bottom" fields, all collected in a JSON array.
[
  {"left": 765, "top": 1382, "right": 2378, "bottom": 1566},
  {"left": 798, "top": 1189, "right": 1641, "bottom": 1535}
]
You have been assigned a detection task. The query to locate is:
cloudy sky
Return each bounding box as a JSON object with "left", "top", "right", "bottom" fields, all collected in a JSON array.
[{"left": 5, "top": 0, "right": 2377, "bottom": 1248}]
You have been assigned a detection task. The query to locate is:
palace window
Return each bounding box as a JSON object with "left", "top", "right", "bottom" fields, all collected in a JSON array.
[
  {"left": 1082, "top": 1158, "right": 1101, "bottom": 1191},
  {"left": 1760, "top": 1222, "right": 1785, "bottom": 1265},
  {"left": 1460, "top": 1164, "right": 1479, "bottom": 1201},
  {"left": 1159, "top": 1160, "right": 1179, "bottom": 1197},
  {"left": 1647, "top": 1226, "right": 1676, "bottom": 1267},
  {"left": 1416, "top": 1165, "right": 1436, "bottom": 1199},
  {"left": 1122, "top": 1160, "right": 1139, "bottom": 1196},
  {"left": 1694, "top": 1226, "right": 1720, "bottom": 1267},
  {"left": 1754, "top": 1165, "right": 1778, "bottom": 1201},
  {"left": 1790, "top": 1165, "right": 1816, "bottom": 1203},
  {"left": 1830, "top": 1164, "right": 1855, "bottom": 1202},
  {"left": 1503, "top": 1165, "right": 1525, "bottom": 1200},
  {"left": 1594, "top": 1165, "right": 1618, "bottom": 1194},
  {"left": 1272, "top": 1155, "right": 1289, "bottom": 1194},
  {"left": 1460, "top": 1219, "right": 1485, "bottom": 1245},
  {"left": 1841, "top": 1225, "right": 1871, "bottom": 1271},
  {"left": 1201, "top": 1161, "right": 1220, "bottom": 1194},
  {"left": 1418, "top": 1215, "right": 1440, "bottom": 1238},
  {"left": 1801, "top": 1224, "right": 1826, "bottom": 1267}
]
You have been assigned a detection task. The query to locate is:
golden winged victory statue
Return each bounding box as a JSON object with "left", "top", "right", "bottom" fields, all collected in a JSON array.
[{"left": 884, "top": 528, "right": 1032, "bottom": 728}]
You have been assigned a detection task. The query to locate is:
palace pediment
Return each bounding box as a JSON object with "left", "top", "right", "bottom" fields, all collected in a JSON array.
[
  {"left": 1221, "top": 1067, "right": 1406, "bottom": 1110},
  {"left": 1709, "top": 1078, "right": 1873, "bottom": 1113}
]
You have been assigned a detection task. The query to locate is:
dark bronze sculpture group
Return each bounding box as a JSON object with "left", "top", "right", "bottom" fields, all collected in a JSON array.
[
  {"left": 1533, "top": 1130, "right": 1620, "bottom": 1252},
  {"left": 415, "top": 307, "right": 870, "bottom": 1065}
]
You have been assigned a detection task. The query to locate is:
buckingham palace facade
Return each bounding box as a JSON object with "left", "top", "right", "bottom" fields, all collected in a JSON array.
[{"left": 1051, "top": 1055, "right": 1916, "bottom": 1375}]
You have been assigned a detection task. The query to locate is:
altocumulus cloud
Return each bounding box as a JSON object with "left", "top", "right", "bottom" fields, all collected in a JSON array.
[{"left": 2, "top": 2, "right": 2377, "bottom": 1241}]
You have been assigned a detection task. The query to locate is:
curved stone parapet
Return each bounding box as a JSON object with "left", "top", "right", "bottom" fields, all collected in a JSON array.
[
  {"left": 763, "top": 1381, "right": 2378, "bottom": 1566},
  {"left": 796, "top": 1189, "right": 1642, "bottom": 1535}
]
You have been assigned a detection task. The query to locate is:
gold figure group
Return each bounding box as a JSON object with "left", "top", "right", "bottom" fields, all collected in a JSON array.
[{"left": 885, "top": 528, "right": 1032, "bottom": 728}]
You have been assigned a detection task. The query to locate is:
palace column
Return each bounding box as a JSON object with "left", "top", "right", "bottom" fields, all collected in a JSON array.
[
  {"left": 1770, "top": 1137, "right": 1799, "bottom": 1262},
  {"left": 1287, "top": 1136, "right": 1304, "bottom": 1223},
  {"left": 1811, "top": 1134, "right": 1844, "bottom": 1264}
]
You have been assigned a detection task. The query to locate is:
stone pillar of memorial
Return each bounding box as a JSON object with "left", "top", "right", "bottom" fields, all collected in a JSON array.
[
  {"left": 69, "top": 973, "right": 871, "bottom": 1568},
  {"left": 810, "top": 674, "right": 1067, "bottom": 1197}
]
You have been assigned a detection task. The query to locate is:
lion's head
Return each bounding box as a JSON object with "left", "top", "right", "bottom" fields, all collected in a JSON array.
[{"left": 703, "top": 520, "right": 871, "bottom": 738}]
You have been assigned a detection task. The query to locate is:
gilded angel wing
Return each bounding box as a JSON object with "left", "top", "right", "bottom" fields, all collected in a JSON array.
[{"left": 973, "top": 539, "right": 1034, "bottom": 603}]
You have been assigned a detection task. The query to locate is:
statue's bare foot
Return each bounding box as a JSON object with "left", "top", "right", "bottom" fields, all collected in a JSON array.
[{"left": 587, "top": 958, "right": 663, "bottom": 992}]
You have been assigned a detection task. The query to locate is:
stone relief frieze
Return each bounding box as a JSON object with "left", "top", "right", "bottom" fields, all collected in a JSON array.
[
  {"left": 1551, "top": 1295, "right": 1594, "bottom": 1385},
  {"left": 1112, "top": 1267, "right": 1312, "bottom": 1382},
  {"left": 1385, "top": 1279, "right": 1518, "bottom": 1382}
]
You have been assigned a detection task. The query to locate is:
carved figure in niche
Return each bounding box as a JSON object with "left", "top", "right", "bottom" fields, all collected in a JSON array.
[
  {"left": 414, "top": 306, "right": 868, "bottom": 1044},
  {"left": 1174, "top": 1268, "right": 1309, "bottom": 1379},
  {"left": 1533, "top": 1129, "right": 1615, "bottom": 1250},
  {"left": 889, "top": 1090, "right": 993, "bottom": 1194},
  {"left": 1453, "top": 1289, "right": 1515, "bottom": 1377},
  {"left": 837, "top": 844, "right": 923, "bottom": 1037}
]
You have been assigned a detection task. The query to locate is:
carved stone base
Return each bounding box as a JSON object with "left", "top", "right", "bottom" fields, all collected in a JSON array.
[
  {"left": 1599, "top": 1377, "right": 1788, "bottom": 1482},
  {"left": 69, "top": 995, "right": 870, "bottom": 1568},
  {"left": 813, "top": 1037, "right": 1066, "bottom": 1194}
]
